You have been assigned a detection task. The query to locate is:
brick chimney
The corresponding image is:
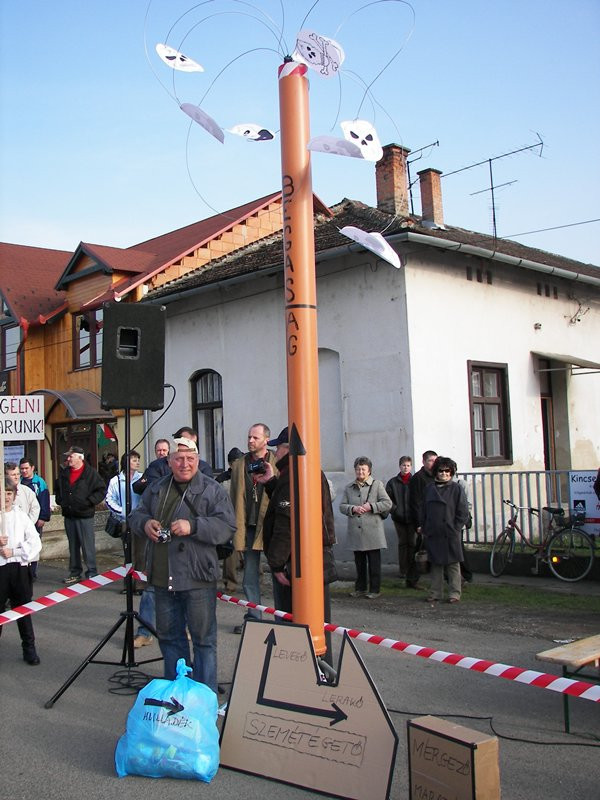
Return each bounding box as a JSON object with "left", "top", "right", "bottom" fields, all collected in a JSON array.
[
  {"left": 376, "top": 144, "right": 410, "bottom": 217},
  {"left": 418, "top": 168, "right": 444, "bottom": 227}
]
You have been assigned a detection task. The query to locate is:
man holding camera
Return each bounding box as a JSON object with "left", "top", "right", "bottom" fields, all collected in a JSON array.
[
  {"left": 229, "top": 423, "right": 278, "bottom": 633},
  {"left": 129, "top": 438, "right": 236, "bottom": 692}
]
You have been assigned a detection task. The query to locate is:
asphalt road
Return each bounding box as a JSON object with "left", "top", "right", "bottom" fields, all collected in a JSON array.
[{"left": 2, "top": 558, "right": 599, "bottom": 800}]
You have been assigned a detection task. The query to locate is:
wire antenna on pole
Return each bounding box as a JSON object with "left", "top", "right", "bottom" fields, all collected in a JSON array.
[
  {"left": 443, "top": 133, "right": 544, "bottom": 240},
  {"left": 406, "top": 139, "right": 440, "bottom": 215}
]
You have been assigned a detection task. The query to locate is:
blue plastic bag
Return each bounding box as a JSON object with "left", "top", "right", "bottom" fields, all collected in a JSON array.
[{"left": 115, "top": 659, "right": 219, "bottom": 781}]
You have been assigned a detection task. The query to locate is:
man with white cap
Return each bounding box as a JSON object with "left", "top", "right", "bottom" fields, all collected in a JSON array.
[
  {"left": 54, "top": 446, "right": 106, "bottom": 585},
  {"left": 133, "top": 426, "right": 212, "bottom": 495},
  {"left": 129, "top": 437, "right": 236, "bottom": 693},
  {"left": 132, "top": 428, "right": 211, "bottom": 648}
]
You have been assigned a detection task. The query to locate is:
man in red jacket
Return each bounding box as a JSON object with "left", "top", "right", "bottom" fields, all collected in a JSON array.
[{"left": 55, "top": 446, "right": 106, "bottom": 585}]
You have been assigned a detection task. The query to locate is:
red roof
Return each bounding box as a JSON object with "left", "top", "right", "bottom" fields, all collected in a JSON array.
[
  {"left": 131, "top": 192, "right": 282, "bottom": 263},
  {"left": 79, "top": 243, "right": 155, "bottom": 274},
  {"left": 55, "top": 192, "right": 289, "bottom": 300},
  {"left": 2, "top": 190, "right": 332, "bottom": 320},
  {"left": 0, "top": 242, "right": 69, "bottom": 323}
]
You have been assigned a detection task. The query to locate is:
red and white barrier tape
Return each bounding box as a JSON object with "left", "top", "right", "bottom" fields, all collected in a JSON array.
[
  {"left": 2, "top": 570, "right": 598, "bottom": 705},
  {"left": 0, "top": 564, "right": 136, "bottom": 627},
  {"left": 217, "top": 592, "right": 600, "bottom": 704}
]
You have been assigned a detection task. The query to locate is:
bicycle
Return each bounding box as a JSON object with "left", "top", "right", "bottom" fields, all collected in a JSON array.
[{"left": 490, "top": 499, "right": 595, "bottom": 582}]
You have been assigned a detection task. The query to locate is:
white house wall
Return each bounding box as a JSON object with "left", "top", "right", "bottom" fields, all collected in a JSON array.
[
  {"left": 403, "top": 247, "right": 600, "bottom": 471},
  {"left": 156, "top": 254, "right": 414, "bottom": 480},
  {"left": 150, "top": 243, "right": 599, "bottom": 559}
]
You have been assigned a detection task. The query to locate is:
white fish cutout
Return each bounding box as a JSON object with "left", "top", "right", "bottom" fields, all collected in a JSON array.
[
  {"left": 156, "top": 43, "right": 204, "bottom": 73},
  {"left": 227, "top": 124, "right": 275, "bottom": 141},
  {"left": 292, "top": 29, "right": 344, "bottom": 78},
  {"left": 307, "top": 135, "right": 362, "bottom": 158},
  {"left": 339, "top": 226, "right": 402, "bottom": 270},
  {"left": 340, "top": 120, "right": 383, "bottom": 162},
  {"left": 180, "top": 103, "right": 224, "bottom": 143}
]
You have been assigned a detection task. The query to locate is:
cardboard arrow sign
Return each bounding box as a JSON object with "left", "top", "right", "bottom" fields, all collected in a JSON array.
[{"left": 220, "top": 620, "right": 398, "bottom": 800}]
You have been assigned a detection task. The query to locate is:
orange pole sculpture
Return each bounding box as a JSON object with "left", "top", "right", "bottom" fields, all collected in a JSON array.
[{"left": 278, "top": 59, "right": 325, "bottom": 656}]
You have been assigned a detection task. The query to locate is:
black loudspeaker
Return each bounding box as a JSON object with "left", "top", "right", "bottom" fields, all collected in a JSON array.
[{"left": 101, "top": 302, "right": 166, "bottom": 410}]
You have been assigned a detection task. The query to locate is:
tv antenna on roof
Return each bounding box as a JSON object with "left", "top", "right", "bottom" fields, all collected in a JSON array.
[
  {"left": 443, "top": 133, "right": 544, "bottom": 240},
  {"left": 406, "top": 139, "right": 440, "bottom": 215}
]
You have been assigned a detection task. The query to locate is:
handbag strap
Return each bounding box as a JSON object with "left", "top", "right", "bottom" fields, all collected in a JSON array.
[{"left": 365, "top": 481, "right": 384, "bottom": 516}]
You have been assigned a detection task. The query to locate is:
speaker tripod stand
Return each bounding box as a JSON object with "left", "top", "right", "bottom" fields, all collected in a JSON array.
[{"left": 45, "top": 409, "right": 162, "bottom": 708}]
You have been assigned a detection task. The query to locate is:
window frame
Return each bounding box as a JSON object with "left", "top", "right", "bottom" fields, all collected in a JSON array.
[
  {"left": 467, "top": 360, "right": 512, "bottom": 467},
  {"left": 72, "top": 309, "right": 103, "bottom": 370},
  {"left": 0, "top": 322, "right": 19, "bottom": 371},
  {"left": 191, "top": 369, "right": 224, "bottom": 472}
]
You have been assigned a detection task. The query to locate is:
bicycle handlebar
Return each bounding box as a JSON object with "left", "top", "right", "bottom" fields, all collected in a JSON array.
[{"left": 502, "top": 499, "right": 539, "bottom": 516}]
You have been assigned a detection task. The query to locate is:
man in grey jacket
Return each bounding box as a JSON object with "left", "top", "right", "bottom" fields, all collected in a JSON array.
[{"left": 129, "top": 438, "right": 236, "bottom": 693}]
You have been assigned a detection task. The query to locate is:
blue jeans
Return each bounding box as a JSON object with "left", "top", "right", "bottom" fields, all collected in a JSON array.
[
  {"left": 64, "top": 517, "right": 97, "bottom": 577},
  {"left": 136, "top": 586, "right": 156, "bottom": 638},
  {"left": 154, "top": 585, "right": 218, "bottom": 693},
  {"left": 242, "top": 529, "right": 262, "bottom": 621}
]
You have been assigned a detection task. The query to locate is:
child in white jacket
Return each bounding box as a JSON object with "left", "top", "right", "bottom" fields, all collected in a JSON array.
[{"left": 0, "top": 479, "right": 42, "bottom": 664}]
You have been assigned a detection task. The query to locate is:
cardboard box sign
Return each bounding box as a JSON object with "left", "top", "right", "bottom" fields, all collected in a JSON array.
[{"left": 407, "top": 716, "right": 500, "bottom": 800}]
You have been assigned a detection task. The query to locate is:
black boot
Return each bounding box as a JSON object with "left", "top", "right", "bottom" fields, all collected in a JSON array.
[
  {"left": 22, "top": 645, "right": 40, "bottom": 665},
  {"left": 20, "top": 616, "right": 40, "bottom": 665}
]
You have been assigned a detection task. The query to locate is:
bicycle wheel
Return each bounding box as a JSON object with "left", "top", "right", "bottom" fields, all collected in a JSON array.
[
  {"left": 490, "top": 530, "right": 513, "bottom": 577},
  {"left": 547, "top": 528, "right": 594, "bottom": 582}
]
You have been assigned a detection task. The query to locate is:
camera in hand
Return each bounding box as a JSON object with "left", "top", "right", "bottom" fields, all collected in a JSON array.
[
  {"left": 156, "top": 528, "right": 171, "bottom": 543},
  {"left": 247, "top": 458, "right": 266, "bottom": 475}
]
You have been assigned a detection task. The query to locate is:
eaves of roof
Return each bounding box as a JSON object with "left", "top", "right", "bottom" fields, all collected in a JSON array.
[
  {"left": 113, "top": 191, "right": 331, "bottom": 300},
  {"left": 144, "top": 199, "right": 600, "bottom": 302}
]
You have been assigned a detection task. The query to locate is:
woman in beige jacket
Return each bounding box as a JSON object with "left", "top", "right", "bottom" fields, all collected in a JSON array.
[{"left": 339, "top": 457, "right": 392, "bottom": 599}]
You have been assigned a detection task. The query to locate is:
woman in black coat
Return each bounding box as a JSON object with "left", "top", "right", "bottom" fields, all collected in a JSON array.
[{"left": 422, "top": 457, "right": 469, "bottom": 604}]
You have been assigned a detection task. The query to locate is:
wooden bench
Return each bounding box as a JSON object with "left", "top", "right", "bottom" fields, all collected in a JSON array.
[{"left": 536, "top": 634, "right": 600, "bottom": 733}]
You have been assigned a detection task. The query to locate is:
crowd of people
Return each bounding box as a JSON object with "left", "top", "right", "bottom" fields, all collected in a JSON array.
[
  {"left": 339, "top": 450, "right": 472, "bottom": 604},
  {"left": 1, "top": 429, "right": 479, "bottom": 682}
]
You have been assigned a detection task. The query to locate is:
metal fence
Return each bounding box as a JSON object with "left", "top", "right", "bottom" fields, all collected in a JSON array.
[{"left": 458, "top": 470, "right": 575, "bottom": 546}]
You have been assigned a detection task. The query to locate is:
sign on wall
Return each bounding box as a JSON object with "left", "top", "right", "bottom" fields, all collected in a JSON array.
[
  {"left": 0, "top": 395, "right": 45, "bottom": 440},
  {"left": 569, "top": 470, "right": 600, "bottom": 537}
]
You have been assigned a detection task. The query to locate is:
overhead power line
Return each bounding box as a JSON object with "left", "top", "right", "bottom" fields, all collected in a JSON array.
[{"left": 502, "top": 218, "right": 600, "bottom": 239}]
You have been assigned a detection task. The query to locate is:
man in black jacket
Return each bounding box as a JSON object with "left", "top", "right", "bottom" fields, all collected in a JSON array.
[
  {"left": 405, "top": 449, "right": 437, "bottom": 589},
  {"left": 385, "top": 456, "right": 414, "bottom": 580},
  {"left": 256, "top": 427, "right": 337, "bottom": 666},
  {"left": 55, "top": 446, "right": 106, "bottom": 585}
]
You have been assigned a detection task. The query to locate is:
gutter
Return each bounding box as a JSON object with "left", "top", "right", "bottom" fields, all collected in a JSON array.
[
  {"left": 145, "top": 264, "right": 284, "bottom": 306},
  {"left": 146, "top": 240, "right": 387, "bottom": 306},
  {"left": 386, "top": 231, "right": 600, "bottom": 288}
]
